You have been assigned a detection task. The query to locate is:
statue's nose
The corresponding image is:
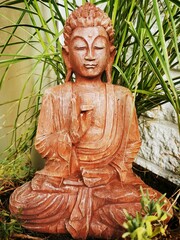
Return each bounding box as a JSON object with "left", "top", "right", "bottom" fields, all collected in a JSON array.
[{"left": 84, "top": 49, "right": 95, "bottom": 61}]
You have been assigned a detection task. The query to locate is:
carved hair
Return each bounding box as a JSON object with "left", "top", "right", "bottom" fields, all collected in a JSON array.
[{"left": 63, "top": 3, "right": 114, "bottom": 46}]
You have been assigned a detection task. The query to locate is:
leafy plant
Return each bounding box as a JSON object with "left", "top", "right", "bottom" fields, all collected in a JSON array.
[
  {"left": 0, "top": 178, "right": 22, "bottom": 240},
  {"left": 0, "top": 0, "right": 179, "bottom": 178},
  {"left": 122, "top": 187, "right": 172, "bottom": 240},
  {"left": 0, "top": 209, "right": 23, "bottom": 240}
]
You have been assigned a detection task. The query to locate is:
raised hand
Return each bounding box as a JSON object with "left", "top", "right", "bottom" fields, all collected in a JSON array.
[{"left": 70, "top": 94, "right": 93, "bottom": 144}]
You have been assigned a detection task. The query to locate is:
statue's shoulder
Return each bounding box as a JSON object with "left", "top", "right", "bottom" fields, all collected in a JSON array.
[
  {"left": 43, "top": 82, "right": 72, "bottom": 97},
  {"left": 113, "top": 84, "right": 133, "bottom": 98}
]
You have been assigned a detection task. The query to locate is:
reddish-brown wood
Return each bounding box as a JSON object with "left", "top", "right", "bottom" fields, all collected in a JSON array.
[{"left": 9, "top": 3, "right": 172, "bottom": 239}]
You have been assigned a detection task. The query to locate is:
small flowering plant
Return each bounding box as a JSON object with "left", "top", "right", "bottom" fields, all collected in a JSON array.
[{"left": 122, "top": 187, "right": 171, "bottom": 240}]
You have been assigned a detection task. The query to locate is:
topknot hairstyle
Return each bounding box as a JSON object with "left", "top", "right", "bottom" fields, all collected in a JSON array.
[{"left": 63, "top": 3, "right": 114, "bottom": 46}]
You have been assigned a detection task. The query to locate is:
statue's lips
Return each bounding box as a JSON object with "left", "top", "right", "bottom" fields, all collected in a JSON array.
[{"left": 84, "top": 64, "right": 97, "bottom": 69}]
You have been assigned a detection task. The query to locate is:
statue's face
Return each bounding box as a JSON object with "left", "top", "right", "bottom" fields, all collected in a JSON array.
[{"left": 68, "top": 26, "right": 110, "bottom": 79}]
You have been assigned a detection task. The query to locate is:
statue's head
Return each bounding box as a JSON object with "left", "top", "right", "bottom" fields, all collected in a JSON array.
[{"left": 62, "top": 3, "right": 116, "bottom": 83}]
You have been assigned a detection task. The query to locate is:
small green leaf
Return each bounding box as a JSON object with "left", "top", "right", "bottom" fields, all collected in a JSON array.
[
  {"left": 160, "top": 213, "right": 167, "bottom": 221},
  {"left": 155, "top": 204, "right": 162, "bottom": 218},
  {"left": 160, "top": 226, "right": 166, "bottom": 235},
  {"left": 123, "top": 222, "right": 129, "bottom": 229},
  {"left": 146, "top": 221, "right": 152, "bottom": 236},
  {"left": 146, "top": 215, "right": 158, "bottom": 222},
  {"left": 134, "top": 226, "right": 146, "bottom": 240},
  {"left": 151, "top": 227, "right": 161, "bottom": 238},
  {"left": 122, "top": 232, "right": 131, "bottom": 238}
]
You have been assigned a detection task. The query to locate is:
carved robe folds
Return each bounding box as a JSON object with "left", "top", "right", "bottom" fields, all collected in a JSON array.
[{"left": 10, "top": 83, "right": 162, "bottom": 239}]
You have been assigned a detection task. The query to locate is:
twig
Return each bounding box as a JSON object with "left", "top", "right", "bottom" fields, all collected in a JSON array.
[
  {"left": 167, "top": 189, "right": 180, "bottom": 213},
  {"left": 12, "top": 233, "right": 45, "bottom": 240}
]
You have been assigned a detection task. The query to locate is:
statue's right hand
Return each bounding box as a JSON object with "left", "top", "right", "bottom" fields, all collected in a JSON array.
[
  {"left": 69, "top": 95, "right": 81, "bottom": 144},
  {"left": 70, "top": 95, "right": 93, "bottom": 144}
]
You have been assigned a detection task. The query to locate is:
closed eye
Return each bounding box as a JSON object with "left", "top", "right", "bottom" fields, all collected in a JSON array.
[
  {"left": 74, "top": 46, "right": 87, "bottom": 50},
  {"left": 94, "top": 46, "right": 105, "bottom": 50}
]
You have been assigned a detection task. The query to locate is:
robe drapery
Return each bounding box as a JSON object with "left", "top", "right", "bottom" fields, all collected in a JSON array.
[
  {"left": 10, "top": 82, "right": 161, "bottom": 239},
  {"left": 35, "top": 82, "right": 141, "bottom": 180}
]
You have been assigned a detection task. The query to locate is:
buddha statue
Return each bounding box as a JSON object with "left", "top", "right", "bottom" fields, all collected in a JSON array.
[{"left": 9, "top": 3, "right": 171, "bottom": 239}]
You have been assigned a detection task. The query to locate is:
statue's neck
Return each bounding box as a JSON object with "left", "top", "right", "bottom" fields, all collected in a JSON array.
[{"left": 74, "top": 75, "right": 104, "bottom": 87}]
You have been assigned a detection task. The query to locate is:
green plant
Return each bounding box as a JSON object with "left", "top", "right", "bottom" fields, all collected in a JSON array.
[
  {"left": 122, "top": 187, "right": 172, "bottom": 240},
  {"left": 0, "top": 179, "right": 24, "bottom": 240},
  {"left": 0, "top": 177, "right": 40, "bottom": 239},
  {"left": 0, "top": 0, "right": 179, "bottom": 178},
  {"left": 0, "top": 209, "right": 23, "bottom": 240}
]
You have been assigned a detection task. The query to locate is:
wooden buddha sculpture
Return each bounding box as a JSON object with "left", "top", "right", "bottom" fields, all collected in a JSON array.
[{"left": 10, "top": 3, "right": 171, "bottom": 239}]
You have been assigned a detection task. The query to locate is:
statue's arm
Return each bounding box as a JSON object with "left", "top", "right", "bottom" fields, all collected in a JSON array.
[
  {"left": 124, "top": 107, "right": 141, "bottom": 165},
  {"left": 111, "top": 90, "right": 141, "bottom": 181},
  {"left": 35, "top": 90, "right": 72, "bottom": 162},
  {"left": 122, "top": 91, "right": 141, "bottom": 165}
]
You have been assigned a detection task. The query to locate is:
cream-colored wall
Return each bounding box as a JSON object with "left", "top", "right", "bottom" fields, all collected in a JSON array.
[
  {"left": 0, "top": 3, "right": 57, "bottom": 161},
  {"left": 0, "top": 5, "right": 34, "bottom": 156}
]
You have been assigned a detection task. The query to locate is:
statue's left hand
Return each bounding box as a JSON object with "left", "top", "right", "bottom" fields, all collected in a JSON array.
[{"left": 81, "top": 165, "right": 116, "bottom": 187}]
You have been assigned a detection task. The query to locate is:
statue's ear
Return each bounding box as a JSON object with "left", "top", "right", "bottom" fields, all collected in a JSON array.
[
  {"left": 106, "top": 46, "right": 116, "bottom": 83},
  {"left": 62, "top": 46, "right": 70, "bottom": 68},
  {"left": 62, "top": 46, "right": 72, "bottom": 82},
  {"left": 109, "top": 46, "right": 116, "bottom": 66}
]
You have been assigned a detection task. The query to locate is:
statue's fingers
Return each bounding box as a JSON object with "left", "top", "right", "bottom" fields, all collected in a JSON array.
[
  {"left": 85, "top": 110, "right": 93, "bottom": 123},
  {"left": 80, "top": 110, "right": 93, "bottom": 133},
  {"left": 71, "top": 97, "right": 78, "bottom": 119},
  {"left": 71, "top": 95, "right": 81, "bottom": 118}
]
